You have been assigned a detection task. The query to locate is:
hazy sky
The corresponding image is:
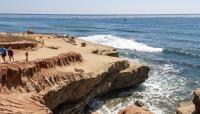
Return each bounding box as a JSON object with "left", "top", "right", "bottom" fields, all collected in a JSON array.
[{"left": 0, "top": 0, "right": 200, "bottom": 14}]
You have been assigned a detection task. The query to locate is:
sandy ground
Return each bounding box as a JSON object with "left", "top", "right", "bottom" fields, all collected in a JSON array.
[{"left": 1, "top": 33, "right": 123, "bottom": 73}]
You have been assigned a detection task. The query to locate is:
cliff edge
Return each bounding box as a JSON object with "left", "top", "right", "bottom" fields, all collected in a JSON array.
[{"left": 0, "top": 33, "right": 150, "bottom": 114}]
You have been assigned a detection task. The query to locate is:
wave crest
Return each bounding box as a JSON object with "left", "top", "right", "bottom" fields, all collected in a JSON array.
[{"left": 80, "top": 35, "right": 163, "bottom": 52}]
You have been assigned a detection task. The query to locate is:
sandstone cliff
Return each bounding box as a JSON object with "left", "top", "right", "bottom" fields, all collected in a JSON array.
[
  {"left": 0, "top": 34, "right": 37, "bottom": 49},
  {"left": 0, "top": 52, "right": 149, "bottom": 114},
  {"left": 0, "top": 33, "right": 150, "bottom": 114},
  {"left": 0, "top": 41, "right": 37, "bottom": 49}
]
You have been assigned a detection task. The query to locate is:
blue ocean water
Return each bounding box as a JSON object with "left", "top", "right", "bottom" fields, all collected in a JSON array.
[{"left": 0, "top": 14, "right": 200, "bottom": 114}]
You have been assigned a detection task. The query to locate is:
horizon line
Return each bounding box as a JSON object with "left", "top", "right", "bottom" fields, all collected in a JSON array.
[{"left": 0, "top": 13, "right": 200, "bottom": 15}]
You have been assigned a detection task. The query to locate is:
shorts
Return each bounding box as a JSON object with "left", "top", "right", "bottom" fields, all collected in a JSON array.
[{"left": 1, "top": 53, "right": 6, "bottom": 58}]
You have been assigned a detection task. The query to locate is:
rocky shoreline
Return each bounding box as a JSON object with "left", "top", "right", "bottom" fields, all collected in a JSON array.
[
  {"left": 176, "top": 88, "right": 200, "bottom": 114},
  {"left": 0, "top": 32, "right": 152, "bottom": 114}
]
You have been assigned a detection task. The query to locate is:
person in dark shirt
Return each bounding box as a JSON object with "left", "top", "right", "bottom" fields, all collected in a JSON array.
[
  {"left": 0, "top": 46, "right": 7, "bottom": 63},
  {"left": 25, "top": 51, "right": 29, "bottom": 61},
  {"left": 7, "top": 47, "right": 14, "bottom": 62}
]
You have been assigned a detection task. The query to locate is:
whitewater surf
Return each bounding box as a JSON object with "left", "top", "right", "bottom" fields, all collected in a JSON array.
[{"left": 79, "top": 35, "right": 163, "bottom": 52}]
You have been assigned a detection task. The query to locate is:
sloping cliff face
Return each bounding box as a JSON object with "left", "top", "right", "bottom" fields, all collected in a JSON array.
[
  {"left": 0, "top": 41, "right": 37, "bottom": 49},
  {"left": 51, "top": 62, "right": 150, "bottom": 114},
  {"left": 176, "top": 88, "right": 200, "bottom": 114},
  {"left": 0, "top": 52, "right": 150, "bottom": 114},
  {"left": 0, "top": 52, "right": 82, "bottom": 94}
]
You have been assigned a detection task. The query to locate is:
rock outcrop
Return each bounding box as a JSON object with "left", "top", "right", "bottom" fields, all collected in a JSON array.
[
  {"left": 0, "top": 52, "right": 82, "bottom": 94},
  {"left": 0, "top": 51, "right": 150, "bottom": 114},
  {"left": 51, "top": 61, "right": 149, "bottom": 114},
  {"left": 118, "top": 104, "right": 154, "bottom": 114},
  {"left": 193, "top": 88, "right": 200, "bottom": 113},
  {"left": 176, "top": 88, "right": 200, "bottom": 114},
  {"left": 0, "top": 41, "right": 37, "bottom": 49},
  {"left": 92, "top": 48, "right": 119, "bottom": 57}
]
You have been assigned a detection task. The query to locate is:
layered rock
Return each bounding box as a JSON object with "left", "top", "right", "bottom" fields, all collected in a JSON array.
[
  {"left": 0, "top": 52, "right": 82, "bottom": 94},
  {"left": 51, "top": 61, "right": 149, "bottom": 114},
  {"left": 0, "top": 51, "right": 150, "bottom": 114},
  {"left": 0, "top": 41, "right": 37, "bottom": 49}
]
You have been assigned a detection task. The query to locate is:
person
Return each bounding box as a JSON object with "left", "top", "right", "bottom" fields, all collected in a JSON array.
[
  {"left": 7, "top": 47, "right": 14, "bottom": 62},
  {"left": 0, "top": 46, "right": 7, "bottom": 63},
  {"left": 42, "top": 38, "right": 45, "bottom": 45},
  {"left": 25, "top": 51, "right": 29, "bottom": 61},
  {"left": 0, "top": 47, "right": 2, "bottom": 63}
]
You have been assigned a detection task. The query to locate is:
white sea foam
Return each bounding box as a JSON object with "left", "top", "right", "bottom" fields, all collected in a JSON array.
[
  {"left": 79, "top": 35, "right": 163, "bottom": 52},
  {"left": 87, "top": 63, "right": 187, "bottom": 114}
]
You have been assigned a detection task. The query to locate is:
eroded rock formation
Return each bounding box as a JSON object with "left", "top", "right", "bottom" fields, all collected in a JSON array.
[
  {"left": 92, "top": 48, "right": 119, "bottom": 57},
  {"left": 0, "top": 41, "right": 37, "bottom": 49},
  {"left": 0, "top": 51, "right": 150, "bottom": 114},
  {"left": 0, "top": 52, "right": 82, "bottom": 94}
]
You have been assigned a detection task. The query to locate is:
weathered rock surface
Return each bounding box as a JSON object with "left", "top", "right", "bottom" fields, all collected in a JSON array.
[
  {"left": 92, "top": 48, "right": 119, "bottom": 57},
  {"left": 134, "top": 100, "right": 146, "bottom": 107},
  {"left": 193, "top": 88, "right": 200, "bottom": 113},
  {"left": 0, "top": 52, "right": 82, "bottom": 94},
  {"left": 0, "top": 93, "right": 52, "bottom": 114},
  {"left": 0, "top": 41, "right": 37, "bottom": 49},
  {"left": 51, "top": 61, "right": 149, "bottom": 114},
  {"left": 176, "top": 88, "right": 200, "bottom": 114},
  {"left": 0, "top": 51, "right": 150, "bottom": 114},
  {"left": 176, "top": 102, "right": 195, "bottom": 114},
  {"left": 118, "top": 104, "right": 154, "bottom": 114}
]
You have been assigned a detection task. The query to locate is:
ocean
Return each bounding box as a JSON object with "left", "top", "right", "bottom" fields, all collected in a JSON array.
[{"left": 0, "top": 14, "right": 200, "bottom": 114}]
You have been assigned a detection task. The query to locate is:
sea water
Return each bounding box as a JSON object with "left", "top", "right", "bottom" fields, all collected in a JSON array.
[{"left": 0, "top": 14, "right": 200, "bottom": 114}]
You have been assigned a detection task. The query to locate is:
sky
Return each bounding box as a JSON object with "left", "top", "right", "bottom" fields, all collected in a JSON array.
[{"left": 0, "top": 0, "right": 200, "bottom": 14}]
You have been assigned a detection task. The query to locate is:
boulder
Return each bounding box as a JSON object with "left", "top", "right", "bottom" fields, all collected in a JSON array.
[
  {"left": 135, "top": 100, "right": 146, "bottom": 107},
  {"left": 81, "top": 42, "right": 87, "bottom": 47},
  {"left": 118, "top": 104, "right": 154, "bottom": 114},
  {"left": 26, "top": 30, "right": 35, "bottom": 34}
]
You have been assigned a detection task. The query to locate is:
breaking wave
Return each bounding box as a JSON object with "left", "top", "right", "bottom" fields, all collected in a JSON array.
[
  {"left": 79, "top": 35, "right": 163, "bottom": 52},
  {"left": 87, "top": 63, "right": 190, "bottom": 114},
  {"left": 163, "top": 48, "right": 200, "bottom": 58}
]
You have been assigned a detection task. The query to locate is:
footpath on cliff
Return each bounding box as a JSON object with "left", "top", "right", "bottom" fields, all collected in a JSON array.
[{"left": 0, "top": 32, "right": 152, "bottom": 114}]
